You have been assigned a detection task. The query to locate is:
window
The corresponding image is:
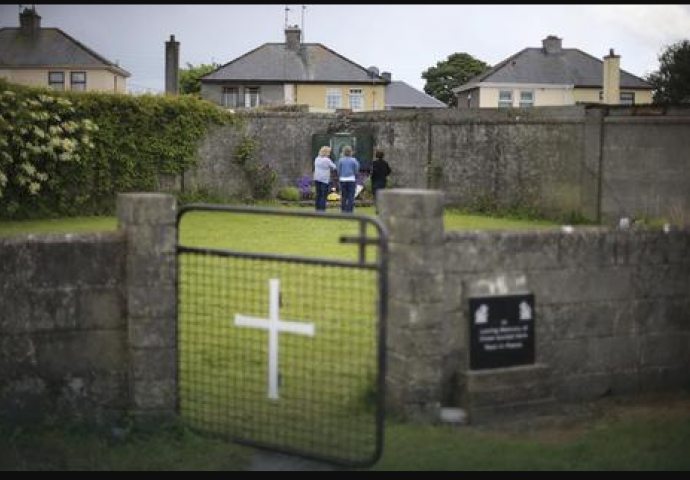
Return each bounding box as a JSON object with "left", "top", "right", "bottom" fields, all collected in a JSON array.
[
  {"left": 498, "top": 90, "right": 513, "bottom": 108},
  {"left": 245, "top": 87, "right": 260, "bottom": 108},
  {"left": 620, "top": 92, "right": 635, "bottom": 106},
  {"left": 326, "top": 88, "right": 343, "bottom": 110},
  {"left": 349, "top": 88, "right": 364, "bottom": 111},
  {"left": 48, "top": 72, "right": 64, "bottom": 91},
  {"left": 519, "top": 91, "right": 534, "bottom": 107},
  {"left": 222, "top": 87, "right": 239, "bottom": 108},
  {"left": 70, "top": 72, "right": 87, "bottom": 92}
]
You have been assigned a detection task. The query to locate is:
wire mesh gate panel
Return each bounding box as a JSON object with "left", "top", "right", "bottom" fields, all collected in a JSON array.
[{"left": 176, "top": 205, "right": 388, "bottom": 468}]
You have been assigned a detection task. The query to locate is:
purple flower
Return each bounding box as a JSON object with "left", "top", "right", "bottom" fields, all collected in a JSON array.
[{"left": 297, "top": 175, "right": 313, "bottom": 199}]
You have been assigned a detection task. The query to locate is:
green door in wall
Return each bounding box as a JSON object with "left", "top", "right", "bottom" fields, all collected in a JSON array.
[{"left": 311, "top": 133, "right": 374, "bottom": 173}]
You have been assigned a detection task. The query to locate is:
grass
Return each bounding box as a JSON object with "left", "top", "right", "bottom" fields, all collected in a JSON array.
[
  {"left": 0, "top": 422, "right": 252, "bottom": 471},
  {"left": 0, "top": 216, "right": 118, "bottom": 237},
  {"left": 0, "top": 206, "right": 557, "bottom": 240},
  {"left": 2, "top": 393, "right": 690, "bottom": 470},
  {"left": 374, "top": 393, "right": 690, "bottom": 471},
  {"left": 374, "top": 418, "right": 690, "bottom": 471}
]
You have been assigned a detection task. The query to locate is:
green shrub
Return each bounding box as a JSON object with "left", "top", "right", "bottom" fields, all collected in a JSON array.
[
  {"left": 232, "top": 136, "right": 278, "bottom": 200},
  {"left": 277, "top": 187, "right": 301, "bottom": 202},
  {"left": 0, "top": 80, "right": 234, "bottom": 219}
]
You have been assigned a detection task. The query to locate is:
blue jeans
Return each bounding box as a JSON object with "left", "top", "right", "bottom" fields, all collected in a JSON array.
[
  {"left": 340, "top": 181, "right": 356, "bottom": 213},
  {"left": 315, "top": 181, "right": 329, "bottom": 211}
]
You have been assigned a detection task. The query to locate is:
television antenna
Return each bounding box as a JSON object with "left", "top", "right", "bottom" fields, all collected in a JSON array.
[{"left": 301, "top": 5, "right": 307, "bottom": 41}]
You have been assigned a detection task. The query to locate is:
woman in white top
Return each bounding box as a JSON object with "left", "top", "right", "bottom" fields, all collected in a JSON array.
[{"left": 314, "top": 146, "right": 336, "bottom": 211}]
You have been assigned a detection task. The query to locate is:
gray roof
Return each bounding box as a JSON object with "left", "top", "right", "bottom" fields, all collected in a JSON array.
[
  {"left": 457, "top": 48, "right": 652, "bottom": 91},
  {"left": 386, "top": 81, "right": 447, "bottom": 108},
  {"left": 0, "top": 27, "right": 130, "bottom": 77},
  {"left": 202, "top": 43, "right": 387, "bottom": 84}
]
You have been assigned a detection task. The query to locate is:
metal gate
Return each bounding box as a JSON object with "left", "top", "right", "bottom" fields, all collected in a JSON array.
[{"left": 176, "top": 205, "right": 388, "bottom": 468}]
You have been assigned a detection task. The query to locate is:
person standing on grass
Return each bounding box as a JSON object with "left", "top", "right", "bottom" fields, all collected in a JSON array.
[
  {"left": 371, "top": 149, "right": 392, "bottom": 202},
  {"left": 313, "top": 146, "right": 336, "bottom": 212},
  {"left": 337, "top": 146, "right": 360, "bottom": 214}
]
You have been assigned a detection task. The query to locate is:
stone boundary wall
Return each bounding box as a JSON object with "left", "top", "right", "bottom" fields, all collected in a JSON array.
[
  {"left": 0, "top": 194, "right": 178, "bottom": 426},
  {"left": 2, "top": 189, "right": 688, "bottom": 428},
  {"left": 191, "top": 106, "right": 690, "bottom": 224},
  {"left": 379, "top": 189, "right": 690, "bottom": 424}
]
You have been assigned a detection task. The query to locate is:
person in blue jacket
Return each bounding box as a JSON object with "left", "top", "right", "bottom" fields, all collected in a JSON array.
[{"left": 337, "top": 146, "right": 360, "bottom": 214}]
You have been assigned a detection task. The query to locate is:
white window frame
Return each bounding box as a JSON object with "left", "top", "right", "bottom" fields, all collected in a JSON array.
[
  {"left": 519, "top": 90, "right": 534, "bottom": 108},
  {"left": 326, "top": 88, "right": 343, "bottom": 110},
  {"left": 48, "top": 71, "right": 65, "bottom": 91},
  {"left": 70, "top": 71, "right": 87, "bottom": 92},
  {"left": 222, "top": 87, "right": 239, "bottom": 108},
  {"left": 349, "top": 88, "right": 364, "bottom": 111},
  {"left": 498, "top": 90, "right": 513, "bottom": 108},
  {"left": 245, "top": 87, "right": 260, "bottom": 108},
  {"left": 620, "top": 92, "right": 635, "bottom": 106}
]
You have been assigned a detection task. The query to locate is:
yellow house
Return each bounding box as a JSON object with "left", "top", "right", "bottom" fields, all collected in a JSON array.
[
  {"left": 201, "top": 26, "right": 388, "bottom": 112},
  {"left": 455, "top": 36, "right": 653, "bottom": 109},
  {"left": 0, "top": 7, "right": 130, "bottom": 93}
]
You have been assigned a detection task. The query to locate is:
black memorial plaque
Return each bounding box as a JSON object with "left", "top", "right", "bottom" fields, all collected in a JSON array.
[{"left": 469, "top": 294, "right": 535, "bottom": 370}]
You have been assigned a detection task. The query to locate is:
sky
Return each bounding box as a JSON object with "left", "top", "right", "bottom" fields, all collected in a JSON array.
[{"left": 1, "top": 4, "right": 689, "bottom": 94}]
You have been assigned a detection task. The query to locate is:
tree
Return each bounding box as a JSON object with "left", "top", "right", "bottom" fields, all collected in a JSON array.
[
  {"left": 422, "top": 53, "right": 490, "bottom": 107},
  {"left": 179, "top": 62, "right": 219, "bottom": 96},
  {"left": 647, "top": 40, "right": 690, "bottom": 104}
]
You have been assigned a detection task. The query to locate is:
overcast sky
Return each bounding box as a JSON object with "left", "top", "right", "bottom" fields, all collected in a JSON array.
[{"left": 2, "top": 4, "right": 689, "bottom": 94}]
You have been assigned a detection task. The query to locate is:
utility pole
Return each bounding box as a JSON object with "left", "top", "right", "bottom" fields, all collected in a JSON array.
[{"left": 284, "top": 5, "right": 290, "bottom": 28}]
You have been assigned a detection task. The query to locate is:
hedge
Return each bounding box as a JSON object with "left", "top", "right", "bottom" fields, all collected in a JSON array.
[{"left": 0, "top": 79, "right": 235, "bottom": 219}]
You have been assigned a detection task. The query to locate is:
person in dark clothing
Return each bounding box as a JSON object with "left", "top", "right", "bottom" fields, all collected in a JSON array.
[{"left": 371, "top": 149, "right": 392, "bottom": 202}]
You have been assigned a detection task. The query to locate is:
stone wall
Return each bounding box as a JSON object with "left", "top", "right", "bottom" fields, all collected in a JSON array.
[
  {"left": 380, "top": 189, "right": 690, "bottom": 424},
  {"left": 0, "top": 194, "right": 178, "bottom": 426},
  {"left": 446, "top": 228, "right": 690, "bottom": 422},
  {"left": 190, "top": 106, "right": 690, "bottom": 224},
  {"left": 0, "top": 232, "right": 127, "bottom": 425},
  {"left": 601, "top": 109, "right": 690, "bottom": 222}
]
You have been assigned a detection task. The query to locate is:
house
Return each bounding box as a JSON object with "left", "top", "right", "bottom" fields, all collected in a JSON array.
[
  {"left": 0, "top": 7, "right": 130, "bottom": 93},
  {"left": 454, "top": 36, "right": 653, "bottom": 109},
  {"left": 201, "top": 26, "right": 389, "bottom": 112},
  {"left": 385, "top": 76, "right": 447, "bottom": 110}
]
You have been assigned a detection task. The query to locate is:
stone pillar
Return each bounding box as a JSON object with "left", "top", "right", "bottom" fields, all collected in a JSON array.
[
  {"left": 117, "top": 193, "right": 178, "bottom": 422},
  {"left": 378, "top": 189, "right": 446, "bottom": 422}
]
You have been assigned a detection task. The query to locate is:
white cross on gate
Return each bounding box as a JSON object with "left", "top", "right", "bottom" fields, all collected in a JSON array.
[{"left": 234, "top": 279, "right": 316, "bottom": 401}]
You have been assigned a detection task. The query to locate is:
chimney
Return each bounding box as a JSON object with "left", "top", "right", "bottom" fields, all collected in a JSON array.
[
  {"left": 602, "top": 49, "right": 621, "bottom": 105},
  {"left": 542, "top": 35, "right": 562, "bottom": 54},
  {"left": 381, "top": 72, "right": 392, "bottom": 82},
  {"left": 19, "top": 6, "right": 41, "bottom": 35},
  {"left": 165, "top": 34, "right": 180, "bottom": 95},
  {"left": 285, "top": 25, "right": 301, "bottom": 53}
]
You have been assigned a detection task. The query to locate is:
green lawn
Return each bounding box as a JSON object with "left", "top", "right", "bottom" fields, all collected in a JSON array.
[
  {"left": 3, "top": 394, "right": 690, "bottom": 470},
  {"left": 0, "top": 206, "right": 557, "bottom": 241},
  {"left": 376, "top": 404, "right": 690, "bottom": 471},
  {"left": 0, "top": 216, "right": 118, "bottom": 237}
]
